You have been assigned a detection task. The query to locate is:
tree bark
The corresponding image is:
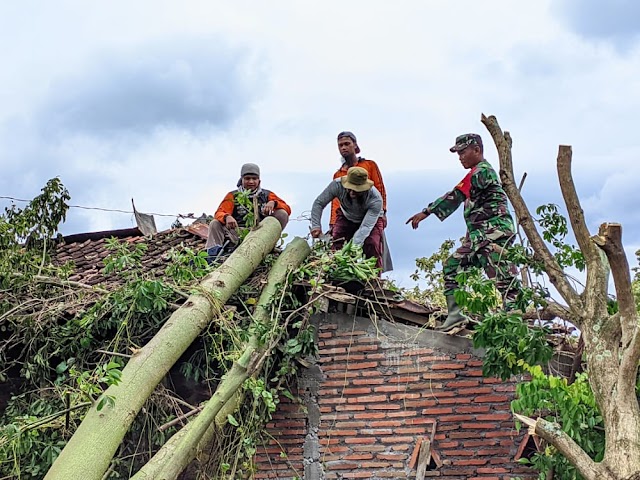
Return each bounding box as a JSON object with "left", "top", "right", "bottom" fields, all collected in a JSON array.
[
  {"left": 131, "top": 237, "right": 311, "bottom": 480},
  {"left": 482, "top": 114, "right": 640, "bottom": 480},
  {"left": 481, "top": 114, "right": 584, "bottom": 312},
  {"left": 45, "top": 217, "right": 284, "bottom": 480}
]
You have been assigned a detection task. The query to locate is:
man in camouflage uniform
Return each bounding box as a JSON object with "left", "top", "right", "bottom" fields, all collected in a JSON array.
[{"left": 406, "top": 133, "right": 520, "bottom": 331}]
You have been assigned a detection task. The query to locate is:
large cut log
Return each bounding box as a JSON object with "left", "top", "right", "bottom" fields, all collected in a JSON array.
[
  {"left": 45, "top": 217, "right": 284, "bottom": 480},
  {"left": 131, "top": 237, "right": 311, "bottom": 479}
]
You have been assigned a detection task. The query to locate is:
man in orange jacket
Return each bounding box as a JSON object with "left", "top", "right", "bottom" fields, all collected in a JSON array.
[
  {"left": 331, "top": 131, "right": 393, "bottom": 271},
  {"left": 205, "top": 163, "right": 291, "bottom": 258}
]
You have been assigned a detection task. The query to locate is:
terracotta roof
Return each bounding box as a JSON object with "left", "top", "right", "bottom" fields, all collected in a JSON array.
[{"left": 54, "top": 225, "right": 208, "bottom": 287}]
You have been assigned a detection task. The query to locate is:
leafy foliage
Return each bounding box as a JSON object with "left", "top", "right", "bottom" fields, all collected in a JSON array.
[
  {"left": 1, "top": 178, "right": 379, "bottom": 479},
  {"left": 405, "top": 239, "right": 454, "bottom": 307},
  {"left": 512, "top": 366, "right": 605, "bottom": 480}
]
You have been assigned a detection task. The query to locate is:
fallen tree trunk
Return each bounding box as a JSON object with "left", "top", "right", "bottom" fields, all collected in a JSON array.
[
  {"left": 131, "top": 236, "right": 311, "bottom": 479},
  {"left": 45, "top": 217, "right": 284, "bottom": 480}
]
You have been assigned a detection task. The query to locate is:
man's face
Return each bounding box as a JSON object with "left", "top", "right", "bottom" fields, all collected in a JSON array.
[
  {"left": 338, "top": 137, "right": 357, "bottom": 159},
  {"left": 346, "top": 188, "right": 364, "bottom": 199},
  {"left": 457, "top": 145, "right": 482, "bottom": 169},
  {"left": 242, "top": 174, "right": 260, "bottom": 191}
]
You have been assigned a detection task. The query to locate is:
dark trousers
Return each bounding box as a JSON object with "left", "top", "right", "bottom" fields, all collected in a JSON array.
[
  {"left": 332, "top": 210, "right": 385, "bottom": 270},
  {"left": 443, "top": 233, "right": 520, "bottom": 305}
]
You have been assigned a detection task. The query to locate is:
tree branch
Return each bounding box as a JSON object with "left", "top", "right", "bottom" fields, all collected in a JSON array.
[
  {"left": 481, "top": 114, "right": 584, "bottom": 313},
  {"left": 514, "top": 414, "right": 604, "bottom": 480},
  {"left": 556, "top": 147, "right": 594, "bottom": 259},
  {"left": 592, "top": 224, "right": 635, "bottom": 332},
  {"left": 592, "top": 224, "right": 640, "bottom": 393}
]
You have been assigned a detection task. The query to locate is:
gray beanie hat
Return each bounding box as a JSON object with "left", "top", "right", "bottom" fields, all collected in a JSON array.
[{"left": 240, "top": 163, "right": 260, "bottom": 177}]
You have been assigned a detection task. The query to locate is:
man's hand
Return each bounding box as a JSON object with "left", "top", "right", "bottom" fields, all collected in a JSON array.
[
  {"left": 381, "top": 214, "right": 387, "bottom": 228},
  {"left": 310, "top": 227, "right": 322, "bottom": 238},
  {"left": 406, "top": 211, "right": 428, "bottom": 229},
  {"left": 225, "top": 215, "right": 239, "bottom": 230},
  {"left": 261, "top": 201, "right": 276, "bottom": 216}
]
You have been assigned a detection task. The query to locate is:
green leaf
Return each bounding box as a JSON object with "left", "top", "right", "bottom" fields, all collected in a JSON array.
[{"left": 227, "top": 414, "right": 239, "bottom": 427}]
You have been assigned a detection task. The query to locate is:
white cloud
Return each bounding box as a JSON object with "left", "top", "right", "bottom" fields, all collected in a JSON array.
[{"left": 1, "top": 0, "right": 638, "bottom": 286}]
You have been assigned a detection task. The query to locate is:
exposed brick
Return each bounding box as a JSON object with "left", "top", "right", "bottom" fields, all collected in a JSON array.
[
  {"left": 453, "top": 458, "right": 489, "bottom": 466},
  {"left": 458, "top": 386, "right": 493, "bottom": 395},
  {"left": 369, "top": 420, "right": 404, "bottom": 428},
  {"left": 429, "top": 362, "right": 467, "bottom": 370},
  {"left": 322, "top": 347, "right": 348, "bottom": 355},
  {"left": 439, "top": 414, "right": 472, "bottom": 422},
  {"left": 389, "top": 392, "right": 421, "bottom": 401},
  {"left": 482, "top": 377, "right": 502, "bottom": 384},
  {"left": 342, "top": 387, "right": 373, "bottom": 395},
  {"left": 348, "top": 394, "right": 389, "bottom": 403},
  {"left": 445, "top": 380, "right": 480, "bottom": 388},
  {"left": 456, "top": 405, "right": 491, "bottom": 414},
  {"left": 456, "top": 354, "right": 472, "bottom": 360},
  {"left": 394, "top": 427, "right": 425, "bottom": 435},
  {"left": 346, "top": 361, "right": 379, "bottom": 370},
  {"left": 476, "top": 413, "right": 513, "bottom": 421},
  {"left": 344, "top": 437, "right": 377, "bottom": 444},
  {"left": 353, "top": 412, "right": 387, "bottom": 419},
  {"left": 474, "top": 394, "right": 510, "bottom": 403},
  {"left": 386, "top": 411, "right": 418, "bottom": 418},
  {"left": 477, "top": 467, "right": 509, "bottom": 474},
  {"left": 335, "top": 404, "right": 365, "bottom": 411},
  {"left": 333, "top": 354, "right": 366, "bottom": 362},
  {"left": 438, "top": 441, "right": 459, "bottom": 448},
  {"left": 423, "top": 372, "right": 457, "bottom": 379},
  {"left": 385, "top": 435, "right": 415, "bottom": 443},
  {"left": 344, "top": 453, "right": 373, "bottom": 460},
  {"left": 327, "top": 429, "right": 358, "bottom": 436},
  {"left": 377, "top": 453, "right": 408, "bottom": 461},
  {"left": 351, "top": 444, "right": 387, "bottom": 452},
  {"left": 353, "top": 378, "right": 384, "bottom": 385},
  {"left": 366, "top": 403, "right": 402, "bottom": 410},
  {"left": 421, "top": 407, "right": 454, "bottom": 415},
  {"left": 365, "top": 353, "right": 387, "bottom": 360},
  {"left": 349, "top": 344, "right": 379, "bottom": 352}
]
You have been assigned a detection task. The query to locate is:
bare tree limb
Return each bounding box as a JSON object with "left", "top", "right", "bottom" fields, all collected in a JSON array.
[
  {"left": 592, "top": 224, "right": 635, "bottom": 335},
  {"left": 522, "top": 301, "right": 574, "bottom": 323},
  {"left": 592, "top": 223, "right": 640, "bottom": 393},
  {"left": 556, "top": 147, "right": 594, "bottom": 259},
  {"left": 481, "top": 114, "right": 583, "bottom": 313},
  {"left": 514, "top": 414, "right": 605, "bottom": 480}
]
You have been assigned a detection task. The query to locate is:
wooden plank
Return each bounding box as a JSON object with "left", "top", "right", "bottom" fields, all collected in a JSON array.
[
  {"left": 408, "top": 436, "right": 423, "bottom": 470},
  {"left": 415, "top": 439, "right": 431, "bottom": 480}
]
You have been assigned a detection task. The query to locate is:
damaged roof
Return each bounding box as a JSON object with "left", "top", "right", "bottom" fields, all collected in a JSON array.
[{"left": 54, "top": 223, "right": 209, "bottom": 287}]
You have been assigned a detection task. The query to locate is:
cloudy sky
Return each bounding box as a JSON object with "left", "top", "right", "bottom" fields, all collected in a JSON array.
[{"left": 1, "top": 0, "right": 639, "bottom": 287}]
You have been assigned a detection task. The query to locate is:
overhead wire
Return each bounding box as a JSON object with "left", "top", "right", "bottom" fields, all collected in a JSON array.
[{"left": 0, "top": 195, "right": 311, "bottom": 222}]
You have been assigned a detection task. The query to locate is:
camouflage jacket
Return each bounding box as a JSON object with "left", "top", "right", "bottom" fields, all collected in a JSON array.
[{"left": 426, "top": 160, "right": 515, "bottom": 244}]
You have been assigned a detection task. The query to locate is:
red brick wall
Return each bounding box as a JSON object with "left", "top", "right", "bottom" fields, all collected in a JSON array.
[{"left": 254, "top": 312, "right": 535, "bottom": 480}]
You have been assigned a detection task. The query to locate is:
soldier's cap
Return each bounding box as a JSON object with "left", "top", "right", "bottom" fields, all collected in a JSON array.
[
  {"left": 449, "top": 133, "right": 483, "bottom": 153},
  {"left": 341, "top": 166, "right": 373, "bottom": 192},
  {"left": 240, "top": 163, "right": 260, "bottom": 177},
  {"left": 337, "top": 131, "right": 361, "bottom": 154}
]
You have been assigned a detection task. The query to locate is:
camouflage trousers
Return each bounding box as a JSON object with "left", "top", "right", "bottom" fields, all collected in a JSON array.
[{"left": 443, "top": 234, "right": 520, "bottom": 306}]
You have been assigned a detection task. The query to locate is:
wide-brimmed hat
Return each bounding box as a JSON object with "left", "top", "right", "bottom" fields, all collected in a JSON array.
[
  {"left": 337, "top": 131, "right": 361, "bottom": 154},
  {"left": 341, "top": 166, "right": 374, "bottom": 192}
]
